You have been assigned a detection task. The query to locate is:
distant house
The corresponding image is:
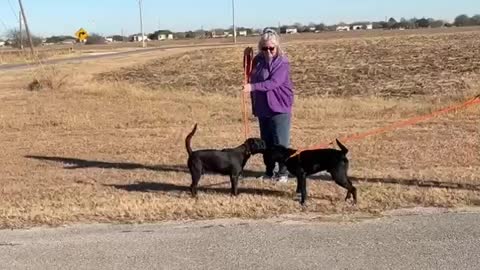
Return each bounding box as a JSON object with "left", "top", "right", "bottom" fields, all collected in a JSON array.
[
  {"left": 130, "top": 34, "right": 149, "bottom": 42},
  {"left": 194, "top": 30, "right": 207, "bottom": 39},
  {"left": 210, "top": 30, "right": 225, "bottom": 38},
  {"left": 352, "top": 25, "right": 363, "bottom": 30},
  {"left": 0, "top": 41, "right": 5, "bottom": 47},
  {"left": 286, "top": 28, "right": 298, "bottom": 34},
  {"left": 157, "top": 34, "right": 174, "bottom": 40},
  {"left": 238, "top": 30, "right": 248, "bottom": 37},
  {"left": 352, "top": 23, "right": 374, "bottom": 30},
  {"left": 336, "top": 26, "right": 350, "bottom": 31},
  {"left": 105, "top": 37, "right": 114, "bottom": 42},
  {"left": 61, "top": 38, "right": 76, "bottom": 44}
]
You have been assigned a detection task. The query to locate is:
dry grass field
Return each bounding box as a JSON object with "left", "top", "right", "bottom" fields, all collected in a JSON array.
[
  {"left": 0, "top": 47, "right": 81, "bottom": 65},
  {"left": 0, "top": 28, "right": 479, "bottom": 229},
  {"left": 2, "top": 26, "right": 480, "bottom": 64}
]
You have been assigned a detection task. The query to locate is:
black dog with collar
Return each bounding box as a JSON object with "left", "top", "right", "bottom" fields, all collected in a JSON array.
[
  {"left": 185, "top": 124, "right": 266, "bottom": 197},
  {"left": 265, "top": 139, "right": 356, "bottom": 206}
]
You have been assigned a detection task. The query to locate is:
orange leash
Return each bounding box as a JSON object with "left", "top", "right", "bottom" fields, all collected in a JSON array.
[
  {"left": 291, "top": 95, "right": 480, "bottom": 158},
  {"left": 242, "top": 47, "right": 254, "bottom": 139}
]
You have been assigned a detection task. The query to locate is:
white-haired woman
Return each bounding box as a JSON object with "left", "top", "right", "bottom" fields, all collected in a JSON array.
[{"left": 243, "top": 29, "right": 294, "bottom": 182}]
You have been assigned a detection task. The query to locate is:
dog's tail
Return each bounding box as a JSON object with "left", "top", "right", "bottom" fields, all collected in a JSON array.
[
  {"left": 185, "top": 124, "right": 198, "bottom": 156},
  {"left": 336, "top": 139, "right": 349, "bottom": 154}
]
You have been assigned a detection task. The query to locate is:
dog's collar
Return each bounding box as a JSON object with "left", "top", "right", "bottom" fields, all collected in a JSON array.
[{"left": 243, "top": 144, "right": 251, "bottom": 156}]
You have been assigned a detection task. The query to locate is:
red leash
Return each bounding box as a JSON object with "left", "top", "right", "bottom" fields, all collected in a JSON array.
[
  {"left": 290, "top": 94, "right": 480, "bottom": 158},
  {"left": 242, "top": 47, "right": 254, "bottom": 139}
]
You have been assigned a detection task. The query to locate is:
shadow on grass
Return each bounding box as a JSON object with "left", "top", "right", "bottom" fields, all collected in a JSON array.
[
  {"left": 105, "top": 181, "right": 287, "bottom": 197},
  {"left": 26, "top": 155, "right": 480, "bottom": 192}
]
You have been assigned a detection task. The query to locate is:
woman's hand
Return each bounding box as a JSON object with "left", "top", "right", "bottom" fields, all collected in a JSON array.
[{"left": 242, "top": 84, "right": 252, "bottom": 93}]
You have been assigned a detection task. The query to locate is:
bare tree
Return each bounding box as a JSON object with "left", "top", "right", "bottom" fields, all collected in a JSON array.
[
  {"left": 6, "top": 29, "right": 42, "bottom": 48},
  {"left": 85, "top": 33, "right": 107, "bottom": 45},
  {"left": 454, "top": 14, "right": 472, "bottom": 26},
  {"left": 471, "top": 15, "right": 480, "bottom": 25}
]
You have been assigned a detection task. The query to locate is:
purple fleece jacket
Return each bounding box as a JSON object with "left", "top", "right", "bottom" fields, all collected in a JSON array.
[{"left": 250, "top": 54, "right": 294, "bottom": 118}]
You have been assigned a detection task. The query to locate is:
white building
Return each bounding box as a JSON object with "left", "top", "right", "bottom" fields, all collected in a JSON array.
[
  {"left": 131, "top": 34, "right": 149, "bottom": 42},
  {"left": 336, "top": 26, "right": 350, "bottom": 31},
  {"left": 210, "top": 30, "right": 225, "bottom": 38},
  {"left": 238, "top": 30, "right": 248, "bottom": 37},
  {"left": 286, "top": 28, "right": 298, "bottom": 34},
  {"left": 61, "top": 39, "right": 76, "bottom": 44},
  {"left": 157, "top": 34, "right": 174, "bottom": 40}
]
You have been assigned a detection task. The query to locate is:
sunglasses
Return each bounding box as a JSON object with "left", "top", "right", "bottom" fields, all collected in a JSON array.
[
  {"left": 261, "top": 46, "right": 276, "bottom": 52},
  {"left": 263, "top": 29, "right": 276, "bottom": 34}
]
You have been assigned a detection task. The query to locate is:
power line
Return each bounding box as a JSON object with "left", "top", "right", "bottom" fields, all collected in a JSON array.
[
  {"left": 232, "top": 0, "right": 236, "bottom": 44},
  {"left": 137, "top": 0, "right": 145, "bottom": 48},
  {"left": 7, "top": 0, "right": 19, "bottom": 20},
  {"left": 0, "top": 17, "right": 10, "bottom": 32},
  {"left": 18, "top": 0, "right": 34, "bottom": 55}
]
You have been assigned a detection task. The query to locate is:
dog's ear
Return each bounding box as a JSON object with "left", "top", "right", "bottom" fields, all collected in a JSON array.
[
  {"left": 246, "top": 138, "right": 266, "bottom": 154},
  {"left": 267, "top": 144, "right": 291, "bottom": 161},
  {"left": 256, "top": 138, "right": 267, "bottom": 151},
  {"left": 272, "top": 144, "right": 288, "bottom": 153},
  {"left": 287, "top": 148, "right": 297, "bottom": 156},
  {"left": 243, "top": 139, "right": 252, "bottom": 155}
]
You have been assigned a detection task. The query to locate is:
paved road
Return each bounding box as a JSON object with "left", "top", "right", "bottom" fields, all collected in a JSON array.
[
  {"left": 1, "top": 209, "right": 480, "bottom": 270},
  {"left": 0, "top": 43, "right": 246, "bottom": 72}
]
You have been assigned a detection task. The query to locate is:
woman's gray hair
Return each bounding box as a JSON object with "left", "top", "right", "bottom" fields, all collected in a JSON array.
[{"left": 258, "top": 28, "right": 283, "bottom": 55}]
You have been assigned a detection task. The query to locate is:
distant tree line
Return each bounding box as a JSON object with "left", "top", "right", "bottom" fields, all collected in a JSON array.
[
  {"left": 2, "top": 14, "right": 480, "bottom": 45},
  {"left": 45, "top": 35, "right": 76, "bottom": 43},
  {"left": 453, "top": 14, "right": 480, "bottom": 26}
]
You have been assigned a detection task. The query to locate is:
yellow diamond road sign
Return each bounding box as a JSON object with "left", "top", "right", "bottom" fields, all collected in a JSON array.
[{"left": 75, "top": 28, "right": 89, "bottom": 42}]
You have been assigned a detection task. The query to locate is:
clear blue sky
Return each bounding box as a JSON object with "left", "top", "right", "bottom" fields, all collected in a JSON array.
[{"left": 0, "top": 0, "right": 479, "bottom": 37}]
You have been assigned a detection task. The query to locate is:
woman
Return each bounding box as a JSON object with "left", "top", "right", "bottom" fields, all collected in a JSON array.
[{"left": 243, "top": 29, "right": 294, "bottom": 183}]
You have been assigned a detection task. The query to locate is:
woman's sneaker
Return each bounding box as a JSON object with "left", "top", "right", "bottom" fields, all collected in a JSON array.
[
  {"left": 257, "top": 174, "right": 275, "bottom": 181},
  {"left": 277, "top": 175, "right": 289, "bottom": 183}
]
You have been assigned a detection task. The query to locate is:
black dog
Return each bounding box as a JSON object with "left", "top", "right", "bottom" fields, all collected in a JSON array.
[
  {"left": 265, "top": 139, "right": 356, "bottom": 206},
  {"left": 185, "top": 124, "right": 266, "bottom": 197}
]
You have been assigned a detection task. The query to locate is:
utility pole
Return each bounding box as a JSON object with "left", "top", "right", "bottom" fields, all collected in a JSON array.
[
  {"left": 18, "top": 0, "right": 34, "bottom": 55},
  {"left": 19, "top": 11, "right": 23, "bottom": 50},
  {"left": 232, "top": 0, "right": 236, "bottom": 44},
  {"left": 138, "top": 0, "right": 145, "bottom": 48}
]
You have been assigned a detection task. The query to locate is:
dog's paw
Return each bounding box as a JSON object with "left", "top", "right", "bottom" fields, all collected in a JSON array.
[
  {"left": 344, "top": 191, "right": 357, "bottom": 205},
  {"left": 300, "top": 202, "right": 308, "bottom": 209},
  {"left": 345, "top": 196, "right": 357, "bottom": 206}
]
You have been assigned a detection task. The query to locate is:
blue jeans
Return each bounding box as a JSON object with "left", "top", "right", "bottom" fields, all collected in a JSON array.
[{"left": 258, "top": 113, "right": 291, "bottom": 177}]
